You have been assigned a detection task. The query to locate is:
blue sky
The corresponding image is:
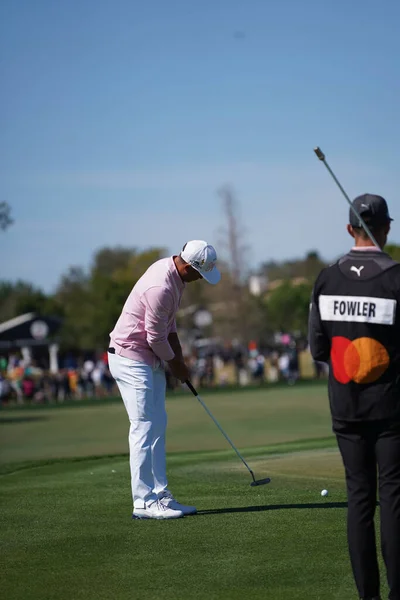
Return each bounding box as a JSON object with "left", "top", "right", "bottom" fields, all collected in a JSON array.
[{"left": 1, "top": 0, "right": 399, "bottom": 292}]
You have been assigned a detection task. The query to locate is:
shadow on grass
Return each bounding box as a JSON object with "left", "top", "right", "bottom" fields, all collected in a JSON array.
[
  {"left": 0, "top": 416, "right": 48, "bottom": 425},
  {"left": 197, "top": 502, "right": 348, "bottom": 516}
]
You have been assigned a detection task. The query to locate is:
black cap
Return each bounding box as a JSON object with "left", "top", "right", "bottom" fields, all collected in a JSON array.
[{"left": 349, "top": 194, "right": 393, "bottom": 228}]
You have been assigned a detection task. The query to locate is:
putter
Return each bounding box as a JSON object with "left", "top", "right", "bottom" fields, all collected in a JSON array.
[
  {"left": 185, "top": 380, "right": 271, "bottom": 487},
  {"left": 313, "top": 147, "right": 380, "bottom": 249}
]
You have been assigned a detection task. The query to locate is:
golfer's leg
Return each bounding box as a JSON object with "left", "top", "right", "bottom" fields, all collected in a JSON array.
[
  {"left": 108, "top": 354, "right": 157, "bottom": 507},
  {"left": 334, "top": 422, "right": 380, "bottom": 599},
  {"left": 151, "top": 365, "right": 168, "bottom": 496},
  {"left": 376, "top": 422, "right": 400, "bottom": 600}
]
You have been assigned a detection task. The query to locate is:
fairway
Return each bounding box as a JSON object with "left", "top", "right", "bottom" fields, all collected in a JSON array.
[
  {"left": 1, "top": 384, "right": 333, "bottom": 464},
  {"left": 0, "top": 384, "right": 389, "bottom": 599}
]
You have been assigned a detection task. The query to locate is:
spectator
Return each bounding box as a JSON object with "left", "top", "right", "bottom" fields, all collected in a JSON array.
[
  {"left": 287, "top": 344, "right": 299, "bottom": 385},
  {"left": 278, "top": 352, "right": 289, "bottom": 382},
  {"left": 0, "top": 373, "right": 11, "bottom": 404},
  {"left": 22, "top": 375, "right": 35, "bottom": 401},
  {"left": 91, "top": 361, "right": 105, "bottom": 397},
  {"left": 252, "top": 354, "right": 265, "bottom": 384}
]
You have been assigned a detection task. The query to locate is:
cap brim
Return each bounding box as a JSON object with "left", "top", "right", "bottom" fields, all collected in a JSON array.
[
  {"left": 196, "top": 266, "right": 221, "bottom": 285},
  {"left": 350, "top": 216, "right": 394, "bottom": 226}
]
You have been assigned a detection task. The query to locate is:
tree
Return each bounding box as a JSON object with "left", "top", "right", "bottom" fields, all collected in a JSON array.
[
  {"left": 89, "top": 247, "right": 165, "bottom": 348},
  {"left": 264, "top": 280, "right": 313, "bottom": 337},
  {"left": 302, "top": 251, "right": 327, "bottom": 279},
  {"left": 0, "top": 281, "right": 50, "bottom": 323},
  {"left": 53, "top": 267, "right": 93, "bottom": 348},
  {"left": 91, "top": 247, "right": 136, "bottom": 277},
  {"left": 217, "top": 185, "right": 248, "bottom": 283},
  {"left": 53, "top": 247, "right": 166, "bottom": 350},
  {"left": 0, "top": 202, "right": 13, "bottom": 231},
  {"left": 386, "top": 244, "right": 400, "bottom": 262},
  {"left": 261, "top": 251, "right": 327, "bottom": 283},
  {"left": 177, "top": 187, "right": 250, "bottom": 343},
  {"left": 211, "top": 186, "right": 255, "bottom": 343}
]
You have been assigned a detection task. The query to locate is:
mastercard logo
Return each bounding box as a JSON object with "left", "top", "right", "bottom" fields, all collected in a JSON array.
[{"left": 331, "top": 336, "right": 390, "bottom": 384}]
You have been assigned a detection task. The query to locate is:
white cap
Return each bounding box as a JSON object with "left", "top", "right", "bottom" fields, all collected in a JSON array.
[{"left": 180, "top": 240, "right": 221, "bottom": 285}]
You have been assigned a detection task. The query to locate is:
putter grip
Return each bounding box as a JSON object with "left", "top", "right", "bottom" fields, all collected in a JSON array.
[
  {"left": 314, "top": 147, "right": 325, "bottom": 160},
  {"left": 185, "top": 380, "right": 198, "bottom": 396}
]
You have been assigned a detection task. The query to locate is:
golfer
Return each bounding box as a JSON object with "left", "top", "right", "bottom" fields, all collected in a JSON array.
[
  {"left": 108, "top": 241, "right": 221, "bottom": 520},
  {"left": 309, "top": 195, "right": 400, "bottom": 600}
]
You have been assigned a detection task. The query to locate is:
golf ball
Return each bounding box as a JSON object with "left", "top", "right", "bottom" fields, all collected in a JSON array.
[{"left": 321, "top": 489, "right": 328, "bottom": 497}]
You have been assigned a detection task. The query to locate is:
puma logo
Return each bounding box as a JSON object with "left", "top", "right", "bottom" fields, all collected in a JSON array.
[{"left": 351, "top": 265, "right": 364, "bottom": 277}]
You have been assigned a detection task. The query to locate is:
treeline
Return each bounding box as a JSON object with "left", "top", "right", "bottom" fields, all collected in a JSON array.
[
  {"left": 2, "top": 244, "right": 400, "bottom": 351},
  {"left": 0, "top": 247, "right": 165, "bottom": 350}
]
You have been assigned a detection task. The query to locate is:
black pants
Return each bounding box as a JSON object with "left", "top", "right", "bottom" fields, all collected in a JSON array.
[{"left": 333, "top": 419, "right": 400, "bottom": 600}]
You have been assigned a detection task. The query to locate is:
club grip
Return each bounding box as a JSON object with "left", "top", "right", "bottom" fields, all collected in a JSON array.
[
  {"left": 185, "top": 380, "right": 198, "bottom": 396},
  {"left": 314, "top": 147, "right": 325, "bottom": 160}
]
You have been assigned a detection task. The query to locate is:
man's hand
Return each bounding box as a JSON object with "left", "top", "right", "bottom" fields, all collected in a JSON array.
[{"left": 167, "top": 356, "right": 190, "bottom": 383}]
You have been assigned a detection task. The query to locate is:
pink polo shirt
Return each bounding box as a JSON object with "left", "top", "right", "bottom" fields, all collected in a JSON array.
[{"left": 109, "top": 257, "right": 185, "bottom": 367}]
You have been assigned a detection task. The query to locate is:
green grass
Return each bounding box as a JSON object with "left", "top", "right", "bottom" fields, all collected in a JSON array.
[
  {"left": 0, "top": 384, "right": 390, "bottom": 599},
  {"left": 0, "top": 384, "right": 332, "bottom": 464}
]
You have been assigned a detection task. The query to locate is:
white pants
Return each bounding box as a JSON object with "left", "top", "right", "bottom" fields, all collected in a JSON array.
[{"left": 108, "top": 353, "right": 168, "bottom": 508}]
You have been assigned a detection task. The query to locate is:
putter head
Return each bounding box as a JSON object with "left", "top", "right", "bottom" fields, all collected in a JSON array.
[
  {"left": 250, "top": 477, "right": 271, "bottom": 487},
  {"left": 314, "top": 147, "right": 325, "bottom": 161}
]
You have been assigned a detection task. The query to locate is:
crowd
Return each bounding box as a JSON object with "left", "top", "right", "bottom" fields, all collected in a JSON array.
[
  {"left": 186, "top": 342, "right": 302, "bottom": 388},
  {"left": 0, "top": 352, "right": 116, "bottom": 405},
  {"left": 0, "top": 340, "right": 326, "bottom": 406}
]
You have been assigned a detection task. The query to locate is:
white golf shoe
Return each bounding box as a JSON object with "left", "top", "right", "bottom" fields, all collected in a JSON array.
[
  {"left": 158, "top": 491, "right": 197, "bottom": 515},
  {"left": 132, "top": 499, "right": 183, "bottom": 520}
]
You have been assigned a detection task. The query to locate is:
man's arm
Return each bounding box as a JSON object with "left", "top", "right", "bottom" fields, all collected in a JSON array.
[
  {"left": 168, "top": 332, "right": 184, "bottom": 361},
  {"left": 142, "top": 288, "right": 189, "bottom": 381},
  {"left": 142, "top": 287, "right": 176, "bottom": 361},
  {"left": 308, "top": 280, "right": 330, "bottom": 363},
  {"left": 167, "top": 331, "right": 190, "bottom": 381}
]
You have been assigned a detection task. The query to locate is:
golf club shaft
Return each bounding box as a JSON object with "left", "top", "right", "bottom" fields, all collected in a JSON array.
[
  {"left": 185, "top": 380, "right": 255, "bottom": 479},
  {"left": 314, "top": 147, "right": 380, "bottom": 249}
]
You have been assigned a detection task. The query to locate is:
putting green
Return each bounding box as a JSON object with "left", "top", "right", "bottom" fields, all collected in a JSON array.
[{"left": 0, "top": 384, "right": 389, "bottom": 599}]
